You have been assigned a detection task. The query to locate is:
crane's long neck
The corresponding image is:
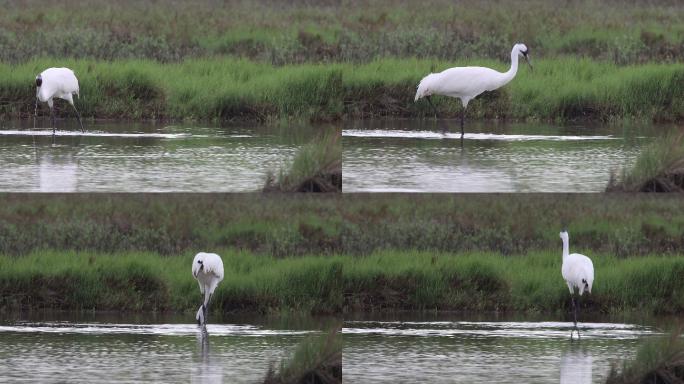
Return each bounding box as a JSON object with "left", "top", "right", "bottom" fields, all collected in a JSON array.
[
  {"left": 498, "top": 49, "right": 519, "bottom": 88},
  {"left": 562, "top": 236, "right": 569, "bottom": 260}
]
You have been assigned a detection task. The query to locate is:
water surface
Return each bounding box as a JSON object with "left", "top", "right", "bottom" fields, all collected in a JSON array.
[
  {"left": 343, "top": 314, "right": 667, "bottom": 384},
  {"left": 343, "top": 120, "right": 658, "bottom": 192},
  {"left": 0, "top": 312, "right": 334, "bottom": 383},
  {"left": 0, "top": 120, "right": 324, "bottom": 192}
]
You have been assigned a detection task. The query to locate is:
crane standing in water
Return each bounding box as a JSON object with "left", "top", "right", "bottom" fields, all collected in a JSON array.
[
  {"left": 35, "top": 67, "right": 85, "bottom": 135},
  {"left": 192, "top": 252, "right": 224, "bottom": 329},
  {"left": 560, "top": 230, "right": 594, "bottom": 341},
  {"left": 415, "top": 43, "right": 532, "bottom": 137}
]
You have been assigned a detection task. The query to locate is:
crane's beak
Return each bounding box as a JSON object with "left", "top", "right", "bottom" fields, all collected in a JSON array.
[{"left": 523, "top": 54, "right": 533, "bottom": 72}]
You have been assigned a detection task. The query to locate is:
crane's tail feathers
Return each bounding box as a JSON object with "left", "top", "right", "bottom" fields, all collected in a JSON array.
[
  {"left": 196, "top": 305, "right": 205, "bottom": 326},
  {"left": 415, "top": 73, "right": 437, "bottom": 101}
]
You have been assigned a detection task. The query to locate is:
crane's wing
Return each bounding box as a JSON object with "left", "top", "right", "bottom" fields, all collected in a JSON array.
[
  {"left": 203, "top": 253, "right": 225, "bottom": 281},
  {"left": 435, "top": 67, "right": 504, "bottom": 96}
]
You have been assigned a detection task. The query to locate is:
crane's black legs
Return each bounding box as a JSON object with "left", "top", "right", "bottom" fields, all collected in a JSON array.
[
  {"left": 204, "top": 293, "right": 213, "bottom": 325},
  {"left": 50, "top": 107, "right": 56, "bottom": 136},
  {"left": 71, "top": 103, "right": 85, "bottom": 133},
  {"left": 425, "top": 96, "right": 438, "bottom": 120},
  {"left": 460, "top": 107, "right": 466, "bottom": 138},
  {"left": 34, "top": 99, "right": 38, "bottom": 129},
  {"left": 570, "top": 295, "right": 581, "bottom": 341},
  {"left": 197, "top": 292, "right": 213, "bottom": 327}
]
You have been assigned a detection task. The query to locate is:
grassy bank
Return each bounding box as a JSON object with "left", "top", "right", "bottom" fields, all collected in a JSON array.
[
  {"left": 0, "top": 250, "right": 343, "bottom": 314},
  {"left": 2, "top": 0, "right": 683, "bottom": 64},
  {"left": 2, "top": 248, "right": 682, "bottom": 316},
  {"left": 608, "top": 131, "right": 684, "bottom": 192},
  {"left": 2, "top": 194, "right": 684, "bottom": 257},
  {"left": 265, "top": 131, "right": 341, "bottom": 193},
  {"left": 1, "top": 58, "right": 683, "bottom": 122},
  {"left": 344, "top": 251, "right": 684, "bottom": 314}
]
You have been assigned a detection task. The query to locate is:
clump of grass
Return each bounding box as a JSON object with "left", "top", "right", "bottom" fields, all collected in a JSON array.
[
  {"left": 606, "top": 329, "right": 684, "bottom": 384},
  {"left": 263, "top": 328, "right": 342, "bottom": 384},
  {"left": 264, "top": 131, "right": 341, "bottom": 193},
  {"left": 608, "top": 131, "right": 684, "bottom": 192}
]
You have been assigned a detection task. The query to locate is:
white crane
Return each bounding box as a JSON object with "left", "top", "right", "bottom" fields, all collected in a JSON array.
[
  {"left": 560, "top": 230, "right": 594, "bottom": 341},
  {"left": 35, "top": 67, "right": 85, "bottom": 135},
  {"left": 192, "top": 252, "right": 224, "bottom": 328},
  {"left": 415, "top": 43, "right": 532, "bottom": 137}
]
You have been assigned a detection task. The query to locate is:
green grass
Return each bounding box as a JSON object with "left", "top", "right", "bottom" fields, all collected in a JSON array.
[
  {"left": 263, "top": 328, "right": 342, "bottom": 384},
  {"left": 2, "top": 248, "right": 682, "bottom": 315},
  {"left": 606, "top": 329, "right": 684, "bottom": 383},
  {"left": 1, "top": 57, "right": 682, "bottom": 122},
  {"left": 344, "top": 251, "right": 684, "bottom": 314},
  {"left": 1, "top": 0, "right": 683, "bottom": 64},
  {"left": 265, "top": 131, "right": 341, "bottom": 192},
  {"left": 0, "top": 250, "right": 343, "bottom": 314},
  {"left": 2, "top": 194, "right": 684, "bottom": 258},
  {"left": 608, "top": 131, "right": 684, "bottom": 192}
]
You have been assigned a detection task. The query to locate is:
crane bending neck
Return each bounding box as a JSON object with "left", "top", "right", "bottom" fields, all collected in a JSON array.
[{"left": 500, "top": 48, "right": 520, "bottom": 88}]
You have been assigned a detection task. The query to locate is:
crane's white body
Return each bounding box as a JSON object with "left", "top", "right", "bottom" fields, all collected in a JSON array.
[
  {"left": 36, "top": 67, "right": 80, "bottom": 108},
  {"left": 35, "top": 67, "right": 85, "bottom": 134},
  {"left": 560, "top": 231, "right": 594, "bottom": 295},
  {"left": 560, "top": 230, "right": 594, "bottom": 340},
  {"left": 192, "top": 252, "right": 224, "bottom": 326},
  {"left": 415, "top": 43, "right": 529, "bottom": 108}
]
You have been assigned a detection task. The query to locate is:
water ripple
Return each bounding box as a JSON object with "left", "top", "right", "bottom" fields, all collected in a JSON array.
[
  {"left": 0, "top": 130, "right": 194, "bottom": 139},
  {"left": 0, "top": 322, "right": 315, "bottom": 337},
  {"left": 343, "top": 321, "right": 659, "bottom": 340},
  {"left": 342, "top": 129, "right": 617, "bottom": 141}
]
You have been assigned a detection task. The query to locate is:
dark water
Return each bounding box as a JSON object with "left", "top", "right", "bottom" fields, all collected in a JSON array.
[
  {"left": 0, "top": 120, "right": 323, "bottom": 192},
  {"left": 0, "top": 312, "right": 335, "bottom": 383},
  {"left": 343, "top": 120, "right": 659, "bottom": 192},
  {"left": 343, "top": 313, "right": 671, "bottom": 384}
]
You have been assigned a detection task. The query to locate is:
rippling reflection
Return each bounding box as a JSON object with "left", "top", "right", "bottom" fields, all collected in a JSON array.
[
  {"left": 0, "top": 120, "right": 325, "bottom": 192},
  {"left": 560, "top": 344, "right": 593, "bottom": 384},
  {"left": 0, "top": 319, "right": 317, "bottom": 383},
  {"left": 343, "top": 120, "right": 658, "bottom": 192},
  {"left": 343, "top": 320, "right": 660, "bottom": 383},
  {"left": 194, "top": 332, "right": 223, "bottom": 384},
  {"left": 39, "top": 152, "right": 78, "bottom": 191}
]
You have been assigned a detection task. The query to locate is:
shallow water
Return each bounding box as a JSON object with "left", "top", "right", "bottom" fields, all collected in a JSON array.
[
  {"left": 0, "top": 120, "right": 323, "bottom": 192},
  {"left": 343, "top": 314, "right": 667, "bottom": 384},
  {"left": 343, "top": 120, "right": 658, "bottom": 192},
  {"left": 0, "top": 313, "right": 334, "bottom": 383}
]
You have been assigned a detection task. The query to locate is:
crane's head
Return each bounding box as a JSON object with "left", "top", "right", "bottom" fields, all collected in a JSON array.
[
  {"left": 192, "top": 257, "right": 204, "bottom": 278},
  {"left": 559, "top": 229, "right": 569, "bottom": 242},
  {"left": 35, "top": 75, "right": 42, "bottom": 88},
  {"left": 514, "top": 43, "right": 533, "bottom": 71}
]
